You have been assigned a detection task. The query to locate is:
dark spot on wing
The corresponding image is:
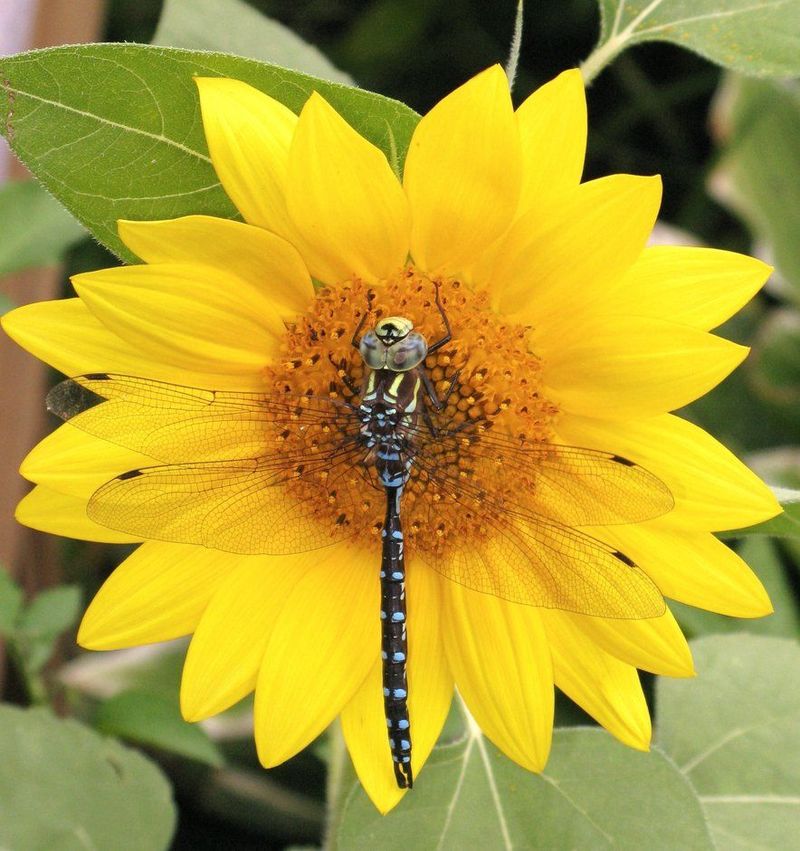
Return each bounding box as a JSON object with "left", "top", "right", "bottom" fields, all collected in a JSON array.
[
  {"left": 117, "top": 469, "right": 144, "bottom": 481},
  {"left": 611, "top": 454, "right": 636, "bottom": 467},
  {"left": 613, "top": 550, "right": 636, "bottom": 567},
  {"left": 46, "top": 379, "right": 106, "bottom": 420}
]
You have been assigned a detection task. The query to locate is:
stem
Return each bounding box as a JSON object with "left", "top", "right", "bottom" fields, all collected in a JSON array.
[
  {"left": 505, "top": 0, "right": 524, "bottom": 92},
  {"left": 580, "top": 35, "right": 628, "bottom": 85},
  {"left": 6, "top": 641, "right": 48, "bottom": 706},
  {"left": 322, "top": 719, "right": 353, "bottom": 851}
]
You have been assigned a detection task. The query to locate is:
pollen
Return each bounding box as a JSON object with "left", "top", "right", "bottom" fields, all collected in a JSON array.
[{"left": 261, "top": 267, "right": 559, "bottom": 554}]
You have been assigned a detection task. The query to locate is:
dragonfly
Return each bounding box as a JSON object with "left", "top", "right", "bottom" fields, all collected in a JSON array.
[{"left": 47, "top": 284, "right": 674, "bottom": 790}]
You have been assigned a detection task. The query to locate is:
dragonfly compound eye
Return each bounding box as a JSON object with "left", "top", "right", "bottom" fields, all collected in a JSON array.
[
  {"left": 359, "top": 330, "right": 387, "bottom": 369},
  {"left": 386, "top": 332, "right": 428, "bottom": 372}
]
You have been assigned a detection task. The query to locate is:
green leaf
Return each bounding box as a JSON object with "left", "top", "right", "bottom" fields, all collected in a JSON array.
[
  {"left": 94, "top": 690, "right": 224, "bottom": 767},
  {"left": 658, "top": 635, "right": 800, "bottom": 850},
  {"left": 672, "top": 536, "right": 800, "bottom": 637},
  {"left": 710, "top": 77, "right": 800, "bottom": 303},
  {"left": 336, "top": 726, "right": 713, "bottom": 850},
  {"left": 15, "top": 585, "right": 82, "bottom": 674},
  {"left": 0, "top": 569, "right": 23, "bottom": 635},
  {"left": 748, "top": 308, "right": 800, "bottom": 414},
  {"left": 0, "top": 180, "right": 86, "bottom": 276},
  {"left": 18, "top": 584, "right": 81, "bottom": 640},
  {"left": 0, "top": 704, "right": 176, "bottom": 850},
  {"left": 153, "top": 0, "right": 354, "bottom": 84},
  {"left": 59, "top": 641, "right": 187, "bottom": 700},
  {"left": 749, "top": 447, "right": 800, "bottom": 492},
  {"left": 586, "top": 1, "right": 800, "bottom": 81},
  {"left": 0, "top": 44, "right": 418, "bottom": 261},
  {"left": 719, "top": 486, "right": 800, "bottom": 540}
]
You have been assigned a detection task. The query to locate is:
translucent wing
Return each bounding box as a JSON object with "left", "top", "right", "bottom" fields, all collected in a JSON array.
[
  {"left": 404, "top": 430, "right": 668, "bottom": 618},
  {"left": 47, "top": 373, "right": 360, "bottom": 464},
  {"left": 417, "top": 505, "right": 665, "bottom": 619},
  {"left": 49, "top": 374, "right": 375, "bottom": 553},
  {"left": 86, "top": 443, "right": 372, "bottom": 555},
  {"left": 50, "top": 373, "right": 667, "bottom": 615},
  {"left": 404, "top": 418, "right": 674, "bottom": 527}
]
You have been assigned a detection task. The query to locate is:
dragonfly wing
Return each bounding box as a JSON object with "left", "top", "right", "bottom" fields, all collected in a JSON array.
[
  {"left": 405, "top": 440, "right": 665, "bottom": 618},
  {"left": 87, "top": 445, "right": 371, "bottom": 555},
  {"left": 407, "top": 421, "right": 673, "bottom": 526},
  {"left": 420, "top": 508, "right": 665, "bottom": 618},
  {"left": 48, "top": 374, "right": 360, "bottom": 464}
]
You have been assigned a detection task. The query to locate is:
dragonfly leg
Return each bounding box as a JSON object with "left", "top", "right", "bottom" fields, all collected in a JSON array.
[
  {"left": 420, "top": 370, "right": 443, "bottom": 413},
  {"left": 427, "top": 281, "right": 452, "bottom": 354},
  {"left": 327, "top": 352, "right": 361, "bottom": 397},
  {"left": 442, "top": 368, "right": 462, "bottom": 404},
  {"left": 350, "top": 289, "right": 376, "bottom": 351},
  {"left": 420, "top": 367, "right": 462, "bottom": 413},
  {"left": 421, "top": 400, "right": 438, "bottom": 437},
  {"left": 419, "top": 366, "right": 464, "bottom": 437}
]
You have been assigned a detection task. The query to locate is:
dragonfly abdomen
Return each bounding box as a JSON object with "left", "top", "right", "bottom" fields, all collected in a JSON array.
[{"left": 380, "top": 485, "right": 413, "bottom": 788}]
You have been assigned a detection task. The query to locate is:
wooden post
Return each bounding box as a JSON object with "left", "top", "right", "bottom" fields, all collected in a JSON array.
[{"left": 0, "top": 0, "right": 106, "bottom": 682}]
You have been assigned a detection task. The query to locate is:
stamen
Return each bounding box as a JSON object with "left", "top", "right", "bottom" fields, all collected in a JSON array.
[{"left": 261, "top": 268, "right": 559, "bottom": 555}]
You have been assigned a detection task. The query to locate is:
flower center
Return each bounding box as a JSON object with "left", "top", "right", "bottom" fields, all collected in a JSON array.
[{"left": 262, "top": 267, "right": 559, "bottom": 555}]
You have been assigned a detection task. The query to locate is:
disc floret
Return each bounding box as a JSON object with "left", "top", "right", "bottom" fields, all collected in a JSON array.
[{"left": 263, "top": 267, "right": 560, "bottom": 553}]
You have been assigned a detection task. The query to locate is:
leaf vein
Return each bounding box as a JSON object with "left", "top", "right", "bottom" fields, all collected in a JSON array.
[
  {"left": 5, "top": 85, "right": 212, "bottom": 163},
  {"left": 679, "top": 714, "right": 789, "bottom": 774},
  {"left": 701, "top": 794, "right": 800, "bottom": 805},
  {"left": 435, "top": 734, "right": 476, "bottom": 851},
  {"left": 475, "top": 733, "right": 513, "bottom": 851},
  {"left": 633, "top": 0, "right": 792, "bottom": 40},
  {"left": 539, "top": 773, "right": 615, "bottom": 845}
]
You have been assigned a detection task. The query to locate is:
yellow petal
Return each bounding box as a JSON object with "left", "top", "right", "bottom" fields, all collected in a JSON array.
[
  {"left": 181, "top": 552, "right": 318, "bottom": 721},
  {"left": 542, "top": 317, "right": 748, "bottom": 419},
  {"left": 72, "top": 263, "right": 284, "bottom": 375},
  {"left": 195, "top": 77, "right": 297, "bottom": 236},
  {"left": 601, "top": 522, "right": 773, "bottom": 618},
  {"left": 341, "top": 563, "right": 453, "bottom": 813},
  {"left": 599, "top": 247, "right": 772, "bottom": 331},
  {"left": 404, "top": 65, "right": 522, "bottom": 275},
  {"left": 254, "top": 542, "right": 378, "bottom": 766},
  {"left": 1, "top": 298, "right": 268, "bottom": 390},
  {"left": 442, "top": 582, "right": 553, "bottom": 771},
  {"left": 541, "top": 611, "right": 651, "bottom": 750},
  {"left": 286, "top": 92, "right": 409, "bottom": 285},
  {"left": 556, "top": 413, "right": 781, "bottom": 530},
  {"left": 567, "top": 608, "right": 695, "bottom": 678},
  {"left": 516, "top": 69, "right": 586, "bottom": 219},
  {"left": 78, "top": 543, "right": 238, "bottom": 650},
  {"left": 21, "top": 425, "right": 152, "bottom": 500},
  {"left": 118, "top": 216, "right": 314, "bottom": 319},
  {"left": 489, "top": 175, "right": 661, "bottom": 319},
  {"left": 16, "top": 485, "right": 140, "bottom": 544}
]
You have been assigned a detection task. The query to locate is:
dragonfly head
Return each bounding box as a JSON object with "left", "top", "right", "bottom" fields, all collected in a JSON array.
[{"left": 360, "top": 316, "right": 429, "bottom": 372}]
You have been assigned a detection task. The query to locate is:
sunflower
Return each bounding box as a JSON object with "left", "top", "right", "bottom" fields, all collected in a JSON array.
[{"left": 1, "top": 65, "right": 780, "bottom": 813}]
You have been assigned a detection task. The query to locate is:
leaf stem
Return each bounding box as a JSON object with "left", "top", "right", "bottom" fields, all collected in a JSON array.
[
  {"left": 580, "top": 34, "right": 628, "bottom": 85},
  {"left": 505, "top": 0, "right": 524, "bottom": 92}
]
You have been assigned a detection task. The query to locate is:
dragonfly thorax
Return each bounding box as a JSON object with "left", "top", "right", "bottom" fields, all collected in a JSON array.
[{"left": 359, "top": 315, "right": 428, "bottom": 372}]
